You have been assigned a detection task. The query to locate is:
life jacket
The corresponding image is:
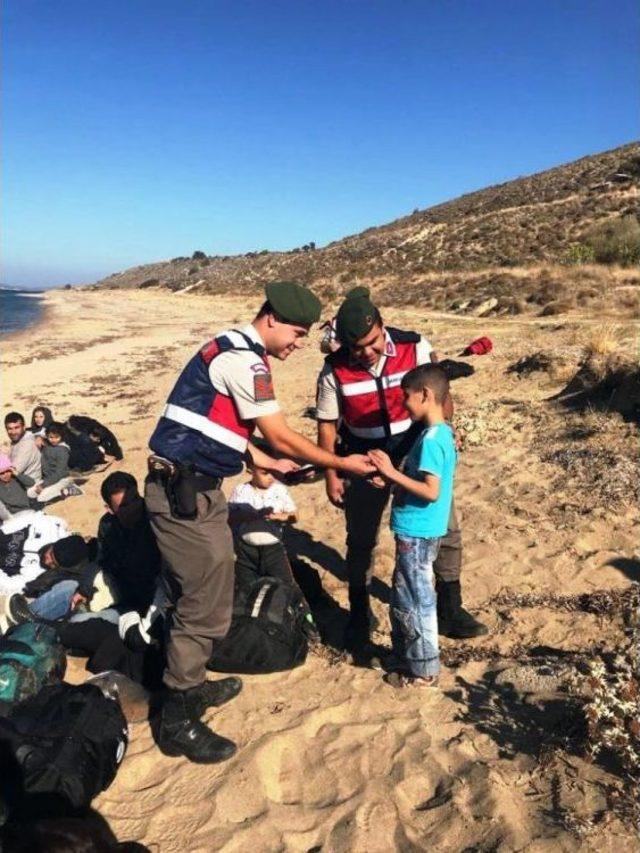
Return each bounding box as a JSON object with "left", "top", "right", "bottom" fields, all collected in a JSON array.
[
  {"left": 327, "top": 327, "right": 422, "bottom": 453},
  {"left": 149, "top": 330, "right": 268, "bottom": 478}
]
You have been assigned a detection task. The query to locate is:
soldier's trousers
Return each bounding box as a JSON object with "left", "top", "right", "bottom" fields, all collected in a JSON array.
[
  {"left": 144, "top": 477, "right": 235, "bottom": 691},
  {"left": 343, "top": 477, "right": 462, "bottom": 610}
]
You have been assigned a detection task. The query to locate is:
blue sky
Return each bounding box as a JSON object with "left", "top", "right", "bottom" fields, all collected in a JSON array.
[{"left": 2, "top": 0, "right": 637, "bottom": 288}]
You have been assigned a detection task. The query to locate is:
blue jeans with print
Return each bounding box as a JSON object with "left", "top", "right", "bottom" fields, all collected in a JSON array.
[
  {"left": 390, "top": 535, "right": 440, "bottom": 678},
  {"left": 30, "top": 580, "right": 79, "bottom": 620},
  {"left": 29, "top": 580, "right": 119, "bottom": 625}
]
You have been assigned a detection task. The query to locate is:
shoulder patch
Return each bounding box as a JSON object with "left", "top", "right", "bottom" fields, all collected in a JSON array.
[
  {"left": 253, "top": 371, "right": 276, "bottom": 402},
  {"left": 251, "top": 362, "right": 269, "bottom": 374}
]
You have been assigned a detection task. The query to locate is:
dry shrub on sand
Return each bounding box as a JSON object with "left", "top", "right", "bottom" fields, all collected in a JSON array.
[
  {"left": 507, "top": 351, "right": 555, "bottom": 377},
  {"left": 553, "top": 330, "right": 640, "bottom": 423},
  {"left": 576, "top": 589, "right": 640, "bottom": 784},
  {"left": 542, "top": 446, "right": 640, "bottom": 505},
  {"left": 454, "top": 401, "right": 509, "bottom": 447}
]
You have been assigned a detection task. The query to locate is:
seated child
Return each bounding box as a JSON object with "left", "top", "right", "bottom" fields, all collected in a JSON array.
[
  {"left": 0, "top": 454, "right": 34, "bottom": 516},
  {"left": 369, "top": 364, "right": 457, "bottom": 689},
  {"left": 228, "top": 464, "right": 298, "bottom": 584},
  {"left": 228, "top": 464, "right": 298, "bottom": 531},
  {"left": 27, "top": 422, "right": 81, "bottom": 503}
]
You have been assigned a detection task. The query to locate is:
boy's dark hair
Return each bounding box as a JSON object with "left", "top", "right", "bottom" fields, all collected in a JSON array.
[
  {"left": 4, "top": 412, "right": 24, "bottom": 427},
  {"left": 46, "top": 421, "right": 66, "bottom": 438},
  {"left": 100, "top": 471, "right": 138, "bottom": 504},
  {"left": 401, "top": 364, "right": 450, "bottom": 403}
]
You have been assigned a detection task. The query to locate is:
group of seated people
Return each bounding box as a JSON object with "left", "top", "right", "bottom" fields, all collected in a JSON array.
[
  {"left": 0, "top": 458, "right": 301, "bottom": 690},
  {"left": 0, "top": 408, "right": 123, "bottom": 520}
]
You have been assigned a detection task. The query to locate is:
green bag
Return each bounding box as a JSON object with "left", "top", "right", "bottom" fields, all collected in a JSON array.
[{"left": 0, "top": 623, "right": 66, "bottom": 715}]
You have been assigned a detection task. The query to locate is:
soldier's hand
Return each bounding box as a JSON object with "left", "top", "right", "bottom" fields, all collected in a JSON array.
[
  {"left": 340, "top": 453, "right": 376, "bottom": 478},
  {"left": 325, "top": 474, "right": 345, "bottom": 509},
  {"left": 270, "top": 458, "right": 300, "bottom": 476}
]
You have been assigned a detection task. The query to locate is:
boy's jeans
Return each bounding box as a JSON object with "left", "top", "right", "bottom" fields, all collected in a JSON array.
[{"left": 391, "top": 535, "right": 440, "bottom": 678}]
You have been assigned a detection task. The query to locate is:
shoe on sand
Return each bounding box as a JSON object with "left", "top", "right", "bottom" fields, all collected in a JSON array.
[
  {"left": 383, "top": 671, "right": 439, "bottom": 690},
  {"left": 7, "top": 594, "right": 36, "bottom": 626},
  {"left": 62, "top": 484, "right": 84, "bottom": 498}
]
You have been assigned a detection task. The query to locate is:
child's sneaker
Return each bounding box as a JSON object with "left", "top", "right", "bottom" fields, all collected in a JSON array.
[{"left": 61, "top": 484, "right": 84, "bottom": 498}]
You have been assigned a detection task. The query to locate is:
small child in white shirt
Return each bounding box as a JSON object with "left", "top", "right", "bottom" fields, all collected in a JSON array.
[
  {"left": 228, "top": 464, "right": 299, "bottom": 586},
  {"left": 228, "top": 465, "right": 298, "bottom": 530}
]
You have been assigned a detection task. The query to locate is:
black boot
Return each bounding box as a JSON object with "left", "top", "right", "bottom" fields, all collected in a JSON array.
[
  {"left": 184, "top": 677, "right": 243, "bottom": 718},
  {"left": 436, "top": 580, "right": 488, "bottom": 639},
  {"left": 153, "top": 688, "right": 237, "bottom": 764}
]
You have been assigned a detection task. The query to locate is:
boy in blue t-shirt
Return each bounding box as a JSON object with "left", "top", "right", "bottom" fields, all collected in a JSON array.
[{"left": 369, "top": 364, "right": 456, "bottom": 688}]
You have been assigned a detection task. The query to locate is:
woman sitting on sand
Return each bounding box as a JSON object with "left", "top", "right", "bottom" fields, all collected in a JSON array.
[{"left": 28, "top": 405, "right": 54, "bottom": 448}]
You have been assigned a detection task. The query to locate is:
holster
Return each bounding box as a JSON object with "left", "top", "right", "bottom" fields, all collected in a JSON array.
[
  {"left": 167, "top": 466, "right": 198, "bottom": 520},
  {"left": 148, "top": 455, "right": 197, "bottom": 520}
]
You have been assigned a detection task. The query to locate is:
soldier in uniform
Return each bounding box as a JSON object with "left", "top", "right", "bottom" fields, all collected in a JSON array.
[
  {"left": 146, "top": 281, "right": 374, "bottom": 763},
  {"left": 316, "top": 291, "right": 487, "bottom": 660}
]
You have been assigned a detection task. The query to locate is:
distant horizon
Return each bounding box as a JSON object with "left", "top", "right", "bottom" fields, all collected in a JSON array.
[{"left": 3, "top": 0, "right": 637, "bottom": 289}]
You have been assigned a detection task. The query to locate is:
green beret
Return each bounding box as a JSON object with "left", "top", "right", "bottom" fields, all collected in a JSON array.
[
  {"left": 266, "top": 281, "right": 321, "bottom": 326},
  {"left": 345, "top": 285, "right": 370, "bottom": 300},
  {"left": 336, "top": 294, "right": 379, "bottom": 345}
]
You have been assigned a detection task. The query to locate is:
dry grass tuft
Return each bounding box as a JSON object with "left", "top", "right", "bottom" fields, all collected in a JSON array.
[
  {"left": 553, "top": 337, "right": 640, "bottom": 422},
  {"left": 583, "top": 324, "right": 627, "bottom": 360}
]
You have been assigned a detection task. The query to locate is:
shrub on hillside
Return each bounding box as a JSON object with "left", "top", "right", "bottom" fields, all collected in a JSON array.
[
  {"left": 562, "top": 243, "right": 596, "bottom": 265},
  {"left": 586, "top": 216, "right": 640, "bottom": 266},
  {"left": 192, "top": 250, "right": 207, "bottom": 260}
]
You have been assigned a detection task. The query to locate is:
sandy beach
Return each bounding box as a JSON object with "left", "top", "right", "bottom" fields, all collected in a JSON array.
[{"left": 2, "top": 288, "right": 638, "bottom": 851}]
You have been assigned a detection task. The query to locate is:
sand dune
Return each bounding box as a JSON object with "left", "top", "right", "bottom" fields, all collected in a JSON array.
[{"left": 2, "top": 289, "right": 638, "bottom": 851}]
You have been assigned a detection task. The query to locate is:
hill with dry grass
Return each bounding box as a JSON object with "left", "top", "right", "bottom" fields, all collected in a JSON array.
[{"left": 92, "top": 142, "right": 640, "bottom": 318}]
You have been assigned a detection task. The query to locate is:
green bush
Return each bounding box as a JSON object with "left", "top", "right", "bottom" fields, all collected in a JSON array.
[
  {"left": 562, "top": 243, "right": 596, "bottom": 265},
  {"left": 586, "top": 216, "right": 640, "bottom": 266},
  {"left": 192, "top": 250, "right": 207, "bottom": 260}
]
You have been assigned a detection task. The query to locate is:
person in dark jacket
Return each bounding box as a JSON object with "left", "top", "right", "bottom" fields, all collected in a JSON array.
[
  {"left": 3, "top": 535, "right": 93, "bottom": 625},
  {"left": 67, "top": 415, "right": 123, "bottom": 461},
  {"left": 67, "top": 430, "right": 105, "bottom": 472},
  {"left": 92, "top": 472, "right": 160, "bottom": 613}
]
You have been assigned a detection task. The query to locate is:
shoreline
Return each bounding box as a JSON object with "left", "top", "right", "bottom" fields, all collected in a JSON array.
[{"left": 0, "top": 289, "right": 56, "bottom": 344}]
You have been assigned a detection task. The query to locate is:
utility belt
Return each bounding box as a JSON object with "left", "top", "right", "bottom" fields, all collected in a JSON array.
[{"left": 148, "top": 455, "right": 222, "bottom": 520}]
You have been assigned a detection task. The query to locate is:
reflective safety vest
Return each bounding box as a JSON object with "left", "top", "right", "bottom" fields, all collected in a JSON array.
[
  {"left": 327, "top": 327, "right": 420, "bottom": 445},
  {"left": 149, "top": 330, "right": 268, "bottom": 478}
]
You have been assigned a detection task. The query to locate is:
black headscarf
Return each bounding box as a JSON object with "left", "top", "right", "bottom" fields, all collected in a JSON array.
[{"left": 29, "top": 405, "right": 53, "bottom": 432}]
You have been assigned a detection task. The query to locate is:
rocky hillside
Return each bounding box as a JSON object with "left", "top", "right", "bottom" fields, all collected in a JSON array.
[{"left": 93, "top": 142, "right": 640, "bottom": 318}]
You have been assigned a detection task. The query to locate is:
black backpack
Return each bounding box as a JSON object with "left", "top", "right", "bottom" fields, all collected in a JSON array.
[
  {"left": 208, "top": 573, "right": 311, "bottom": 675},
  {"left": 0, "top": 683, "right": 128, "bottom": 811}
]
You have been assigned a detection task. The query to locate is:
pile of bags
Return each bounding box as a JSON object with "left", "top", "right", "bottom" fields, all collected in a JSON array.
[{"left": 0, "top": 623, "right": 128, "bottom": 823}]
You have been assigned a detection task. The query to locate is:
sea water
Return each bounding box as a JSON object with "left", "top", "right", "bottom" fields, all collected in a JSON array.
[{"left": 0, "top": 288, "right": 45, "bottom": 337}]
